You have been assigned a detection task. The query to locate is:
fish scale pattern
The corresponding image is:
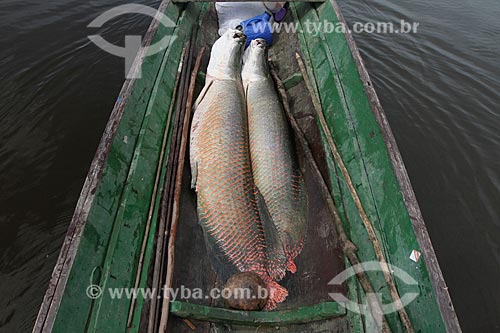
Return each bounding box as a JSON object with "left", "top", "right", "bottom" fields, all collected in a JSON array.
[
  {"left": 190, "top": 79, "right": 288, "bottom": 309},
  {"left": 192, "top": 81, "right": 266, "bottom": 273},
  {"left": 246, "top": 78, "right": 308, "bottom": 275}
]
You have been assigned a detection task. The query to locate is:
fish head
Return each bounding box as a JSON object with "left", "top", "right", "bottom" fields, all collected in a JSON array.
[
  {"left": 242, "top": 38, "right": 269, "bottom": 87},
  {"left": 206, "top": 29, "right": 247, "bottom": 81}
]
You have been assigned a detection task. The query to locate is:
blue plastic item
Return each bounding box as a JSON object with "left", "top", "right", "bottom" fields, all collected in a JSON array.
[
  {"left": 240, "top": 13, "right": 273, "bottom": 48},
  {"left": 274, "top": 8, "right": 287, "bottom": 22}
]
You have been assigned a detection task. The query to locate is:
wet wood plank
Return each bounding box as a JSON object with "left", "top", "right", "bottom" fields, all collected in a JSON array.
[{"left": 170, "top": 301, "right": 346, "bottom": 326}]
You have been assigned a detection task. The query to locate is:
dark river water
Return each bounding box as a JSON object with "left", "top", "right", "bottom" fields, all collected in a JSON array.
[{"left": 0, "top": 0, "right": 498, "bottom": 331}]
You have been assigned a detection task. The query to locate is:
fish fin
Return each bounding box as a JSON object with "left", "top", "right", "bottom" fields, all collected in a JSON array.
[
  {"left": 190, "top": 160, "right": 198, "bottom": 190},
  {"left": 284, "top": 168, "right": 308, "bottom": 273},
  {"left": 264, "top": 280, "right": 288, "bottom": 310},
  {"left": 244, "top": 79, "right": 250, "bottom": 97},
  {"left": 193, "top": 80, "right": 213, "bottom": 111},
  {"left": 254, "top": 187, "right": 287, "bottom": 280},
  {"left": 198, "top": 216, "right": 237, "bottom": 282}
]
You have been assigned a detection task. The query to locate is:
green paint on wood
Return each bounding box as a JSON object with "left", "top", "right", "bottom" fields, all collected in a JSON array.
[
  {"left": 51, "top": 4, "right": 198, "bottom": 332},
  {"left": 283, "top": 72, "right": 304, "bottom": 90},
  {"left": 291, "top": 2, "right": 446, "bottom": 332},
  {"left": 170, "top": 301, "right": 346, "bottom": 326}
]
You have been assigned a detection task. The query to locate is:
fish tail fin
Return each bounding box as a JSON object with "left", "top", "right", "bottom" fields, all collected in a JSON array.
[
  {"left": 254, "top": 187, "right": 287, "bottom": 280},
  {"left": 263, "top": 280, "right": 288, "bottom": 310}
]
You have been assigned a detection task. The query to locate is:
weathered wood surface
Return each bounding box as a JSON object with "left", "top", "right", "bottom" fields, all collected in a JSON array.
[
  {"left": 327, "top": 0, "right": 461, "bottom": 331},
  {"left": 170, "top": 301, "right": 346, "bottom": 326}
]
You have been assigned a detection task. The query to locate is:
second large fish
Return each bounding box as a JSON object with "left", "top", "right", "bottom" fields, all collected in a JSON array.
[{"left": 242, "top": 39, "right": 308, "bottom": 274}]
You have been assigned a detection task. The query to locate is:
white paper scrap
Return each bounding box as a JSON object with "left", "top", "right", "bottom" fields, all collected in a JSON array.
[{"left": 409, "top": 250, "right": 421, "bottom": 263}]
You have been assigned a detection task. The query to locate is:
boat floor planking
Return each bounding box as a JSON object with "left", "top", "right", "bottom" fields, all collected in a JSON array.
[{"left": 164, "top": 5, "right": 348, "bottom": 332}]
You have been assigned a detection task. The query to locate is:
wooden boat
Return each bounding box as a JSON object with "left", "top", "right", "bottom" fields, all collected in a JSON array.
[{"left": 34, "top": 1, "right": 462, "bottom": 332}]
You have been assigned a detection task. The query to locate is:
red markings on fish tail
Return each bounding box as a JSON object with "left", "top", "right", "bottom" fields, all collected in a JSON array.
[
  {"left": 284, "top": 240, "right": 305, "bottom": 274},
  {"left": 263, "top": 280, "right": 288, "bottom": 310}
]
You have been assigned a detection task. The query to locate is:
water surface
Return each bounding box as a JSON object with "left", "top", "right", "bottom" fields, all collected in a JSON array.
[{"left": 0, "top": 0, "right": 157, "bottom": 331}]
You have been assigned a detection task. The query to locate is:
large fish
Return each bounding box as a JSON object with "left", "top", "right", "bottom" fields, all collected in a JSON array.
[
  {"left": 242, "top": 39, "right": 308, "bottom": 274},
  {"left": 190, "top": 30, "right": 287, "bottom": 309}
]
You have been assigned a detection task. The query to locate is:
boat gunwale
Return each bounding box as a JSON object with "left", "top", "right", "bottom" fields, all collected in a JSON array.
[
  {"left": 327, "top": 0, "right": 461, "bottom": 331},
  {"left": 32, "top": 0, "right": 175, "bottom": 331}
]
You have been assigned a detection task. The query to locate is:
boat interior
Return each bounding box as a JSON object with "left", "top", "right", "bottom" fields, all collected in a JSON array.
[{"left": 158, "top": 4, "right": 349, "bottom": 332}]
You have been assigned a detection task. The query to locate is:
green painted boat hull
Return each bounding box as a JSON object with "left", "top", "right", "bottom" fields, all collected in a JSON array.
[{"left": 34, "top": 1, "right": 461, "bottom": 332}]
